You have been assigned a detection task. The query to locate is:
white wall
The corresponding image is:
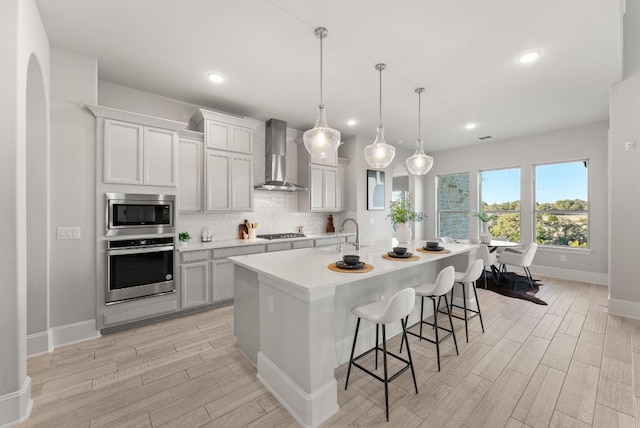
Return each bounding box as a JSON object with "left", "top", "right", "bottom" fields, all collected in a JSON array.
[
  {"left": 425, "top": 122, "right": 609, "bottom": 284},
  {"left": 49, "top": 48, "right": 98, "bottom": 328},
  {"left": 0, "top": 0, "right": 50, "bottom": 424}
]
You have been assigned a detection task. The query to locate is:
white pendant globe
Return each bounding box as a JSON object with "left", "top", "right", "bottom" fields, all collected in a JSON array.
[
  {"left": 406, "top": 140, "right": 434, "bottom": 175},
  {"left": 303, "top": 105, "right": 341, "bottom": 158},
  {"left": 364, "top": 125, "right": 395, "bottom": 169}
]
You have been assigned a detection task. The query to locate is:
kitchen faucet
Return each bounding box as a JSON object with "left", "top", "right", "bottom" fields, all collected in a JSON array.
[{"left": 340, "top": 218, "right": 360, "bottom": 250}]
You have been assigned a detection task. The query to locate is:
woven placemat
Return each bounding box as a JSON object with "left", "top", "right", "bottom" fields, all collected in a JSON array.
[
  {"left": 416, "top": 247, "right": 452, "bottom": 254},
  {"left": 381, "top": 253, "right": 420, "bottom": 261},
  {"left": 327, "top": 262, "right": 374, "bottom": 273}
]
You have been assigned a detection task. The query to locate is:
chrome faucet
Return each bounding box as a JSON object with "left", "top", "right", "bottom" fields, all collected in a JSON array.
[{"left": 340, "top": 218, "right": 360, "bottom": 250}]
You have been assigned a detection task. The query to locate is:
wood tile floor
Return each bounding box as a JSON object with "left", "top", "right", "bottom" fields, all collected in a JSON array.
[{"left": 22, "top": 276, "right": 639, "bottom": 427}]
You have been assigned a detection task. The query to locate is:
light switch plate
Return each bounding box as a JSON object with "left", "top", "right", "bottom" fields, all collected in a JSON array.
[{"left": 57, "top": 226, "right": 81, "bottom": 240}]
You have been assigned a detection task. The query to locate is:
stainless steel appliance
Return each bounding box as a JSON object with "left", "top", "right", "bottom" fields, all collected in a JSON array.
[
  {"left": 106, "top": 193, "right": 175, "bottom": 237},
  {"left": 257, "top": 233, "right": 306, "bottom": 240},
  {"left": 106, "top": 237, "right": 174, "bottom": 303}
]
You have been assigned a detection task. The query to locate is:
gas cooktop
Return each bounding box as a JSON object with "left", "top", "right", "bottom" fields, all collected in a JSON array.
[{"left": 257, "top": 233, "right": 306, "bottom": 240}]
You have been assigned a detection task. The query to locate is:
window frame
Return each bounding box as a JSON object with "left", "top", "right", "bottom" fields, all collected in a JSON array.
[
  {"left": 478, "top": 166, "right": 522, "bottom": 243},
  {"left": 436, "top": 172, "right": 470, "bottom": 239},
  {"left": 533, "top": 159, "right": 590, "bottom": 249}
]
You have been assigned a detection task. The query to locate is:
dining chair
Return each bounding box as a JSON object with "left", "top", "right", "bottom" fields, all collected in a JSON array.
[
  {"left": 499, "top": 243, "right": 539, "bottom": 289},
  {"left": 476, "top": 244, "right": 498, "bottom": 288}
]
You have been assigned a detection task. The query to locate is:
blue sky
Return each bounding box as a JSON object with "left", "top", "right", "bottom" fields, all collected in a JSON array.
[{"left": 482, "top": 162, "right": 588, "bottom": 204}]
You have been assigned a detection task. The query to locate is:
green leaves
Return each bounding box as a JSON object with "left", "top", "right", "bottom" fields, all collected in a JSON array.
[
  {"left": 473, "top": 210, "right": 498, "bottom": 223},
  {"left": 387, "top": 193, "right": 423, "bottom": 225}
]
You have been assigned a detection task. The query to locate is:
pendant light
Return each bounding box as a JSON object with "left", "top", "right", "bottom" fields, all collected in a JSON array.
[
  {"left": 303, "top": 27, "right": 341, "bottom": 159},
  {"left": 406, "top": 88, "right": 434, "bottom": 175},
  {"left": 364, "top": 63, "right": 395, "bottom": 169}
]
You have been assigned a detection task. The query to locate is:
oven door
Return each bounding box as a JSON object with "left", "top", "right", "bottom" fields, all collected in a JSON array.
[{"left": 106, "top": 245, "right": 174, "bottom": 304}]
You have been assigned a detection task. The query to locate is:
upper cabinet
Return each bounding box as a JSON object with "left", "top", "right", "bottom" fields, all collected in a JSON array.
[
  {"left": 191, "top": 109, "right": 261, "bottom": 212},
  {"left": 192, "top": 109, "right": 256, "bottom": 154},
  {"left": 296, "top": 139, "right": 346, "bottom": 213},
  {"left": 88, "top": 105, "right": 186, "bottom": 188},
  {"left": 178, "top": 130, "right": 204, "bottom": 212}
]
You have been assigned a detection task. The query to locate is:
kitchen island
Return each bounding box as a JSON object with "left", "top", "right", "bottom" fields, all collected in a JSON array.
[{"left": 229, "top": 239, "right": 475, "bottom": 427}]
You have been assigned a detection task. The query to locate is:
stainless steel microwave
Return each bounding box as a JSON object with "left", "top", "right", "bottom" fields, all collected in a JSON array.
[{"left": 105, "top": 193, "right": 175, "bottom": 237}]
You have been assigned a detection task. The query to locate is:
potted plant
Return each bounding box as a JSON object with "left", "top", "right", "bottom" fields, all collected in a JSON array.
[
  {"left": 387, "top": 193, "right": 423, "bottom": 244},
  {"left": 473, "top": 210, "right": 497, "bottom": 243},
  {"left": 178, "top": 231, "right": 191, "bottom": 247}
]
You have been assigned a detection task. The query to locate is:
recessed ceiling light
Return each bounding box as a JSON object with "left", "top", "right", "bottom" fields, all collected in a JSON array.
[
  {"left": 517, "top": 50, "right": 542, "bottom": 64},
  {"left": 346, "top": 119, "right": 357, "bottom": 126},
  {"left": 207, "top": 73, "right": 224, "bottom": 83},
  {"left": 465, "top": 123, "right": 477, "bottom": 130}
]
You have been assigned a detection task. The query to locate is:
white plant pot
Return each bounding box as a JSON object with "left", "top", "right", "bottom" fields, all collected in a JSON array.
[{"left": 395, "top": 223, "right": 412, "bottom": 244}]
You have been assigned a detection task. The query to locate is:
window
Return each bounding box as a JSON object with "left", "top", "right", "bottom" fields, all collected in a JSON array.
[
  {"left": 479, "top": 167, "right": 521, "bottom": 242},
  {"left": 534, "top": 160, "right": 588, "bottom": 247},
  {"left": 437, "top": 172, "right": 469, "bottom": 238}
]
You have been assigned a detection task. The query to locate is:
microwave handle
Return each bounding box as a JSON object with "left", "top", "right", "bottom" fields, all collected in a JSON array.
[{"left": 107, "top": 245, "right": 174, "bottom": 256}]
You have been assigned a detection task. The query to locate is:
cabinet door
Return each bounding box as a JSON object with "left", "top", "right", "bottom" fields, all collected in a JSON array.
[
  {"left": 205, "top": 151, "right": 231, "bottom": 211},
  {"left": 337, "top": 164, "right": 346, "bottom": 211},
  {"left": 231, "top": 153, "right": 253, "bottom": 211},
  {"left": 232, "top": 126, "right": 252, "bottom": 153},
  {"left": 181, "top": 262, "right": 209, "bottom": 308},
  {"left": 179, "top": 138, "right": 202, "bottom": 211},
  {"left": 212, "top": 260, "right": 234, "bottom": 301},
  {"left": 144, "top": 127, "right": 177, "bottom": 186},
  {"left": 205, "top": 120, "right": 230, "bottom": 150},
  {"left": 310, "top": 165, "right": 325, "bottom": 211},
  {"left": 104, "top": 119, "right": 143, "bottom": 185},
  {"left": 324, "top": 167, "right": 337, "bottom": 210}
]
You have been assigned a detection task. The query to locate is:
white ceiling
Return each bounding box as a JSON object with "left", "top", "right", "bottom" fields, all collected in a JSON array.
[{"left": 36, "top": 0, "right": 623, "bottom": 153}]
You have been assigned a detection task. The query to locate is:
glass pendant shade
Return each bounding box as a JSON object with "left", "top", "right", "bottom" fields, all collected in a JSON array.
[
  {"left": 406, "top": 139, "right": 434, "bottom": 175},
  {"left": 304, "top": 27, "right": 340, "bottom": 159},
  {"left": 364, "top": 125, "right": 396, "bottom": 169},
  {"left": 406, "top": 87, "right": 434, "bottom": 175},
  {"left": 303, "top": 104, "right": 341, "bottom": 158},
  {"left": 364, "top": 63, "right": 396, "bottom": 169}
]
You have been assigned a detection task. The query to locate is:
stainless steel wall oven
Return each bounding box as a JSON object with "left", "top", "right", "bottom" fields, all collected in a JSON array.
[
  {"left": 106, "top": 193, "right": 174, "bottom": 237},
  {"left": 106, "top": 237, "right": 175, "bottom": 304}
]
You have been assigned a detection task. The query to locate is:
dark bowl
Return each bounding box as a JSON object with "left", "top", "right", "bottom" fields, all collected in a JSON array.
[
  {"left": 342, "top": 255, "right": 361, "bottom": 266},
  {"left": 392, "top": 247, "right": 407, "bottom": 256},
  {"left": 426, "top": 241, "right": 440, "bottom": 249}
]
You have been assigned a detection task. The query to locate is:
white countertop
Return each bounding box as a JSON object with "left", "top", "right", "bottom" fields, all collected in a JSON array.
[
  {"left": 176, "top": 232, "right": 354, "bottom": 252},
  {"left": 229, "top": 238, "right": 474, "bottom": 293}
]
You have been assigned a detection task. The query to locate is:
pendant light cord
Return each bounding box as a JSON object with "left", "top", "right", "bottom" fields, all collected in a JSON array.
[
  {"left": 378, "top": 66, "right": 382, "bottom": 127},
  {"left": 418, "top": 90, "right": 421, "bottom": 140},
  {"left": 319, "top": 33, "right": 323, "bottom": 107}
]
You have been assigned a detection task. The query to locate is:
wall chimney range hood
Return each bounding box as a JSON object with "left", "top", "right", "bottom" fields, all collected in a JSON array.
[{"left": 254, "top": 118, "right": 307, "bottom": 192}]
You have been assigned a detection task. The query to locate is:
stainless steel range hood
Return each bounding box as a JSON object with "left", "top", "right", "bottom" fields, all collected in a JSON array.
[{"left": 254, "top": 118, "right": 307, "bottom": 192}]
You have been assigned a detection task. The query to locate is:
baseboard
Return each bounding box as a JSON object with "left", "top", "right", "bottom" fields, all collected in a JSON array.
[
  {"left": 529, "top": 265, "right": 607, "bottom": 285},
  {"left": 608, "top": 297, "right": 640, "bottom": 321},
  {"left": 27, "top": 330, "right": 53, "bottom": 356},
  {"left": 51, "top": 319, "right": 100, "bottom": 349},
  {"left": 0, "top": 376, "right": 32, "bottom": 428}
]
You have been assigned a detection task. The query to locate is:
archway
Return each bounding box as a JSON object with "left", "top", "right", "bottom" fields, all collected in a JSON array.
[{"left": 26, "top": 54, "right": 50, "bottom": 354}]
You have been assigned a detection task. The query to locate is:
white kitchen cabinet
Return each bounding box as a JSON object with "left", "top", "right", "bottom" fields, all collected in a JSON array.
[
  {"left": 296, "top": 139, "right": 345, "bottom": 212},
  {"left": 178, "top": 135, "right": 203, "bottom": 212},
  {"left": 212, "top": 259, "right": 234, "bottom": 301},
  {"left": 205, "top": 150, "right": 253, "bottom": 212},
  {"left": 337, "top": 158, "right": 349, "bottom": 211},
  {"left": 192, "top": 109, "right": 260, "bottom": 155},
  {"left": 181, "top": 261, "right": 210, "bottom": 308},
  {"left": 309, "top": 147, "right": 338, "bottom": 167},
  {"left": 103, "top": 118, "right": 178, "bottom": 186}
]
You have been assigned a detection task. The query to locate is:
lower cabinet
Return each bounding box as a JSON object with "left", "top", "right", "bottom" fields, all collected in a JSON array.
[
  {"left": 212, "top": 259, "right": 234, "bottom": 301},
  {"left": 181, "top": 261, "right": 209, "bottom": 308}
]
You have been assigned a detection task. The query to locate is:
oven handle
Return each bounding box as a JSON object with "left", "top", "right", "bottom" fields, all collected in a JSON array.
[{"left": 107, "top": 245, "right": 174, "bottom": 256}]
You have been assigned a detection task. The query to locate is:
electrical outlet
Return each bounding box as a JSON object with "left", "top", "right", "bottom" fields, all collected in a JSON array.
[
  {"left": 560, "top": 254, "right": 566, "bottom": 262},
  {"left": 380, "top": 295, "right": 386, "bottom": 301},
  {"left": 369, "top": 218, "right": 374, "bottom": 225}
]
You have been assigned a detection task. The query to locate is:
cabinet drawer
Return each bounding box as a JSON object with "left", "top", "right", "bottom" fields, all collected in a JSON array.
[
  {"left": 212, "top": 245, "right": 265, "bottom": 259},
  {"left": 266, "top": 242, "right": 292, "bottom": 252},
  {"left": 181, "top": 250, "right": 210, "bottom": 263},
  {"left": 292, "top": 240, "right": 314, "bottom": 249},
  {"left": 315, "top": 237, "right": 341, "bottom": 247}
]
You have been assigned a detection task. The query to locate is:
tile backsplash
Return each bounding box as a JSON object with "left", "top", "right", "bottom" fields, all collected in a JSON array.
[{"left": 178, "top": 190, "right": 331, "bottom": 241}]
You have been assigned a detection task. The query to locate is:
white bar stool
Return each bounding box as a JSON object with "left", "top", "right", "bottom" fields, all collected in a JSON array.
[
  {"left": 345, "top": 287, "right": 418, "bottom": 421},
  {"left": 448, "top": 259, "right": 485, "bottom": 342},
  {"left": 401, "top": 265, "right": 458, "bottom": 371}
]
